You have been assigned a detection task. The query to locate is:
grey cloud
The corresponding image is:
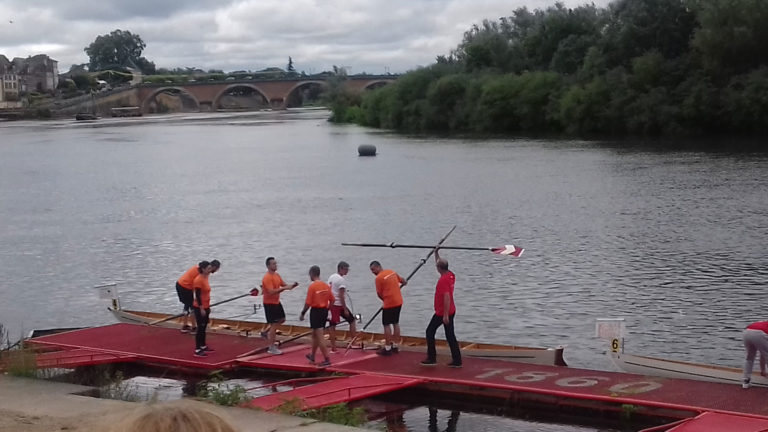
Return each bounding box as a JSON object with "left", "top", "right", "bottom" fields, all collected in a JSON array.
[{"left": 1, "top": 0, "right": 610, "bottom": 74}]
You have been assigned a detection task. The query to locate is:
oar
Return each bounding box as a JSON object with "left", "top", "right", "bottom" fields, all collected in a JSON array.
[
  {"left": 342, "top": 242, "right": 524, "bottom": 257},
  {"left": 147, "top": 287, "right": 260, "bottom": 326},
  {"left": 236, "top": 320, "right": 353, "bottom": 359},
  {"left": 343, "top": 225, "right": 457, "bottom": 354}
]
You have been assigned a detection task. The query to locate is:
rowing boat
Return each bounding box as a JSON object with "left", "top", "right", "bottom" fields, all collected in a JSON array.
[
  {"left": 609, "top": 351, "right": 767, "bottom": 387},
  {"left": 596, "top": 319, "right": 762, "bottom": 387},
  {"left": 109, "top": 307, "right": 567, "bottom": 366}
]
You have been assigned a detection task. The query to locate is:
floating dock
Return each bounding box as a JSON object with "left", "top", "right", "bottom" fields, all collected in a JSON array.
[{"left": 24, "top": 323, "right": 768, "bottom": 431}]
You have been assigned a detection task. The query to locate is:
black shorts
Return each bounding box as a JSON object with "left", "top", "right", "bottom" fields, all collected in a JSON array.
[
  {"left": 382, "top": 305, "right": 401, "bottom": 326},
  {"left": 264, "top": 303, "right": 286, "bottom": 324},
  {"left": 176, "top": 282, "right": 194, "bottom": 311},
  {"left": 310, "top": 308, "right": 328, "bottom": 329}
]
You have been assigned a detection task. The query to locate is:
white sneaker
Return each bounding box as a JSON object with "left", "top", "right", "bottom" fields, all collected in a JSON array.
[
  {"left": 267, "top": 345, "right": 282, "bottom": 355},
  {"left": 743, "top": 379, "right": 750, "bottom": 389}
]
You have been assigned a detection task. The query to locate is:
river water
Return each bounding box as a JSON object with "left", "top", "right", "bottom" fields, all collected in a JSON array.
[{"left": 1, "top": 109, "right": 767, "bottom": 427}]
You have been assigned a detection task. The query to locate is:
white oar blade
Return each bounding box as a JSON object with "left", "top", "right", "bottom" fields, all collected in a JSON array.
[{"left": 492, "top": 245, "right": 524, "bottom": 257}]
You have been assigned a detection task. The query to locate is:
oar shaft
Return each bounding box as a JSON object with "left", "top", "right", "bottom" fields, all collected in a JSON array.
[
  {"left": 148, "top": 291, "right": 253, "bottom": 326},
  {"left": 342, "top": 243, "right": 491, "bottom": 251}
]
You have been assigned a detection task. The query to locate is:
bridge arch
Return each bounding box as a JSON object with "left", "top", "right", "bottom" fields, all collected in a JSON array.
[
  {"left": 212, "top": 84, "right": 270, "bottom": 111},
  {"left": 362, "top": 80, "right": 392, "bottom": 90},
  {"left": 141, "top": 87, "right": 201, "bottom": 114},
  {"left": 284, "top": 80, "right": 329, "bottom": 108}
]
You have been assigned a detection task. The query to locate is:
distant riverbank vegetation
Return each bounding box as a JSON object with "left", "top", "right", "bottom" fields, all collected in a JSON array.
[{"left": 330, "top": 0, "right": 768, "bottom": 138}]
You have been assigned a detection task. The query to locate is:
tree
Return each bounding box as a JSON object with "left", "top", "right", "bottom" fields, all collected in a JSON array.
[
  {"left": 84, "top": 30, "right": 151, "bottom": 73},
  {"left": 287, "top": 57, "right": 295, "bottom": 72}
]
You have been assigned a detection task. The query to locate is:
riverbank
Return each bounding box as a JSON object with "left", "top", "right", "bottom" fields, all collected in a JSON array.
[{"left": 0, "top": 374, "right": 367, "bottom": 432}]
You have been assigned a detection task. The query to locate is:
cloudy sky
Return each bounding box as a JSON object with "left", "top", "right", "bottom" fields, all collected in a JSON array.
[{"left": 1, "top": 0, "right": 609, "bottom": 74}]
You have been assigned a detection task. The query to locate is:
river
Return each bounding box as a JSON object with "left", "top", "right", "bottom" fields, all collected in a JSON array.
[{"left": 1, "top": 109, "right": 767, "bottom": 428}]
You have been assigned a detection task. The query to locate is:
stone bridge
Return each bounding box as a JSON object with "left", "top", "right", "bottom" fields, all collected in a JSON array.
[{"left": 135, "top": 76, "right": 396, "bottom": 113}]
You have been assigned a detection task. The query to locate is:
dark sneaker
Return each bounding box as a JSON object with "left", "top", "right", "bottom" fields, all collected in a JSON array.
[
  {"left": 391, "top": 346, "right": 399, "bottom": 353},
  {"left": 317, "top": 359, "right": 331, "bottom": 367},
  {"left": 447, "top": 361, "right": 462, "bottom": 368},
  {"left": 202, "top": 346, "right": 214, "bottom": 352},
  {"left": 376, "top": 348, "right": 392, "bottom": 356},
  {"left": 743, "top": 379, "right": 751, "bottom": 389},
  {"left": 259, "top": 331, "right": 268, "bottom": 339},
  {"left": 420, "top": 358, "right": 437, "bottom": 366},
  {"left": 305, "top": 353, "right": 315, "bottom": 364},
  {"left": 194, "top": 349, "right": 207, "bottom": 357},
  {"left": 180, "top": 325, "right": 191, "bottom": 333}
]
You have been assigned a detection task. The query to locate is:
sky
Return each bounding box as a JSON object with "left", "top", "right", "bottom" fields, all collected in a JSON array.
[{"left": 0, "top": 0, "right": 610, "bottom": 75}]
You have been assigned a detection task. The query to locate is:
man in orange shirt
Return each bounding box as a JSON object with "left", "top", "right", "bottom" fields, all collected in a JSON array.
[
  {"left": 369, "top": 260, "right": 407, "bottom": 356},
  {"left": 300, "top": 265, "right": 334, "bottom": 367},
  {"left": 261, "top": 256, "right": 298, "bottom": 355}
]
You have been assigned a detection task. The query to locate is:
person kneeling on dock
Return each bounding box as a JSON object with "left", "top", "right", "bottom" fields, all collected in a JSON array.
[
  {"left": 300, "top": 265, "right": 334, "bottom": 367},
  {"left": 421, "top": 249, "right": 462, "bottom": 368}
]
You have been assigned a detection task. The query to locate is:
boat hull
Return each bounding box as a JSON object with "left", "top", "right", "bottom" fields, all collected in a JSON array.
[
  {"left": 610, "top": 351, "right": 768, "bottom": 387},
  {"left": 111, "top": 308, "right": 566, "bottom": 366}
]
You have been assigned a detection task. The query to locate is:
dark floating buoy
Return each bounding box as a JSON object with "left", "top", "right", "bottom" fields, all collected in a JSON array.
[{"left": 358, "top": 144, "right": 377, "bottom": 156}]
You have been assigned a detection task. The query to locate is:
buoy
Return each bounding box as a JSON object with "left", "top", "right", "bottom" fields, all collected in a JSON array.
[{"left": 358, "top": 144, "right": 377, "bottom": 156}]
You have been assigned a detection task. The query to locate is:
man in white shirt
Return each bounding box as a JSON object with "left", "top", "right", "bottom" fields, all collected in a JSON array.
[{"left": 327, "top": 261, "right": 357, "bottom": 351}]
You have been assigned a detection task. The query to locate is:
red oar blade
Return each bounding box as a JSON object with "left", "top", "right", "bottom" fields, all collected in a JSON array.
[{"left": 491, "top": 245, "right": 524, "bottom": 257}]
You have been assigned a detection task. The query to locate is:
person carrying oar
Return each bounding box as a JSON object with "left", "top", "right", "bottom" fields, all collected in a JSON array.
[
  {"left": 421, "top": 249, "right": 461, "bottom": 368},
  {"left": 369, "top": 260, "right": 407, "bottom": 356},
  {"left": 192, "top": 261, "right": 217, "bottom": 357},
  {"left": 174, "top": 259, "right": 220, "bottom": 333}
]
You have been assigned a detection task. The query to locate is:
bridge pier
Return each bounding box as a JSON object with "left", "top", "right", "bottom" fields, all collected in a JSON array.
[
  {"left": 269, "top": 98, "right": 286, "bottom": 110},
  {"left": 199, "top": 102, "right": 214, "bottom": 112}
]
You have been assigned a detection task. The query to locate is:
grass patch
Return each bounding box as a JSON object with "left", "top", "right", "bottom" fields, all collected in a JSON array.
[
  {"left": 196, "top": 372, "right": 252, "bottom": 406},
  {"left": 300, "top": 403, "right": 368, "bottom": 427}
]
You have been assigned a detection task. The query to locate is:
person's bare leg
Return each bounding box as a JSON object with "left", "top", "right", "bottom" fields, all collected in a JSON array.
[
  {"left": 328, "top": 325, "right": 337, "bottom": 351},
  {"left": 383, "top": 325, "right": 392, "bottom": 346},
  {"left": 349, "top": 320, "right": 357, "bottom": 339},
  {"left": 317, "top": 328, "right": 330, "bottom": 361}
]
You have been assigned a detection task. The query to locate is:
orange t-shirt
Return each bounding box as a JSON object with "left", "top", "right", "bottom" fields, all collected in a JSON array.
[
  {"left": 261, "top": 272, "right": 286, "bottom": 305},
  {"left": 177, "top": 266, "right": 198, "bottom": 290},
  {"left": 375, "top": 269, "right": 403, "bottom": 308},
  {"left": 192, "top": 274, "right": 211, "bottom": 309},
  {"left": 305, "top": 280, "right": 334, "bottom": 309}
]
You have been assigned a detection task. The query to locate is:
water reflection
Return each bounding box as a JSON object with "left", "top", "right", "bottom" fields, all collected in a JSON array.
[{"left": 428, "top": 407, "right": 460, "bottom": 432}]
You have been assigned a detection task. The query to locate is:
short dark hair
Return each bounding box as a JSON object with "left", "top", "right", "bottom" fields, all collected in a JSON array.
[
  {"left": 436, "top": 258, "right": 449, "bottom": 271},
  {"left": 266, "top": 257, "right": 275, "bottom": 267},
  {"left": 197, "top": 260, "right": 211, "bottom": 273},
  {"left": 210, "top": 259, "right": 221, "bottom": 268},
  {"left": 337, "top": 261, "right": 349, "bottom": 271},
  {"left": 309, "top": 265, "right": 320, "bottom": 277},
  {"left": 369, "top": 260, "right": 381, "bottom": 268}
]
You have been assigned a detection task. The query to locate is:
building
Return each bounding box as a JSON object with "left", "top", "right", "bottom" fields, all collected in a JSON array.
[
  {"left": 0, "top": 54, "right": 59, "bottom": 94},
  {"left": 0, "top": 55, "right": 22, "bottom": 107}
]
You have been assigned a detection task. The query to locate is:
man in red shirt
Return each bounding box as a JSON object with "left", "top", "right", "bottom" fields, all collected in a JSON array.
[
  {"left": 420, "top": 249, "right": 462, "bottom": 367},
  {"left": 370, "top": 260, "right": 407, "bottom": 356}
]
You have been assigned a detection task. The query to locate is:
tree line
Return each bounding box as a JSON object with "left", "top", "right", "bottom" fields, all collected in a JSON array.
[{"left": 330, "top": 0, "right": 768, "bottom": 138}]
